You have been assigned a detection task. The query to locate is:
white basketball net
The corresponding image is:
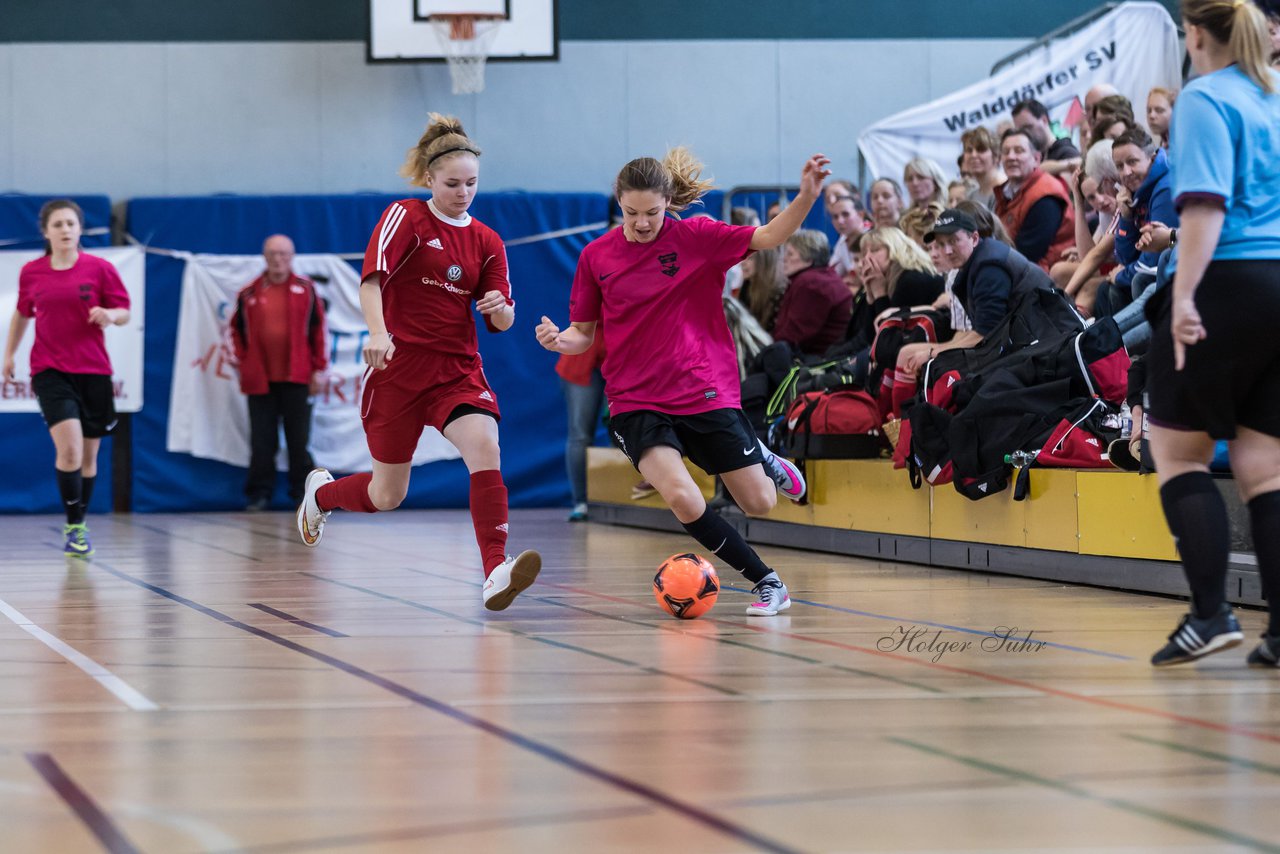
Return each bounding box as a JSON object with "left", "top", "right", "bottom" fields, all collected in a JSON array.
[{"left": 431, "top": 15, "right": 501, "bottom": 94}]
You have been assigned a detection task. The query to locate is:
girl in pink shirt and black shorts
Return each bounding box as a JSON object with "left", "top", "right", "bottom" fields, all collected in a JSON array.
[
  {"left": 3, "top": 200, "right": 131, "bottom": 557},
  {"left": 537, "top": 149, "right": 829, "bottom": 615}
]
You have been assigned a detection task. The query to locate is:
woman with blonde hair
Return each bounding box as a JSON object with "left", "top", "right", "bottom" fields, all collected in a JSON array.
[
  {"left": 848, "top": 226, "right": 945, "bottom": 352},
  {"left": 1062, "top": 139, "right": 1124, "bottom": 311},
  {"left": 898, "top": 202, "right": 946, "bottom": 248},
  {"left": 537, "top": 149, "right": 831, "bottom": 616},
  {"left": 295, "top": 113, "right": 542, "bottom": 611},
  {"left": 903, "top": 158, "right": 948, "bottom": 211}
]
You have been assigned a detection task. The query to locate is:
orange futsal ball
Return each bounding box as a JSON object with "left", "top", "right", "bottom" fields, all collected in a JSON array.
[{"left": 653, "top": 553, "right": 720, "bottom": 619}]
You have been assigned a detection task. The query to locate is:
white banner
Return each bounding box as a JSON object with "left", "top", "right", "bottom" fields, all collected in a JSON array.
[
  {"left": 166, "top": 253, "right": 460, "bottom": 472},
  {"left": 0, "top": 246, "right": 146, "bottom": 413},
  {"left": 858, "top": 2, "right": 1181, "bottom": 190}
]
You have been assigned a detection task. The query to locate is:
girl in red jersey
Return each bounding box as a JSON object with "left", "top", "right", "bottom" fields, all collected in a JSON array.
[
  {"left": 3, "top": 200, "right": 131, "bottom": 557},
  {"left": 536, "top": 149, "right": 829, "bottom": 615},
  {"left": 296, "top": 114, "right": 540, "bottom": 611}
]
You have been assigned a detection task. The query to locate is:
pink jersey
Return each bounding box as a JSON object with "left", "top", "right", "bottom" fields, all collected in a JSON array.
[
  {"left": 362, "top": 198, "right": 512, "bottom": 355},
  {"left": 17, "top": 253, "right": 130, "bottom": 376},
  {"left": 570, "top": 216, "right": 755, "bottom": 415}
]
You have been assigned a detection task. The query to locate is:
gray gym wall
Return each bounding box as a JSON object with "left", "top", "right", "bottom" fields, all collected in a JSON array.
[{"left": 0, "top": 0, "right": 1175, "bottom": 198}]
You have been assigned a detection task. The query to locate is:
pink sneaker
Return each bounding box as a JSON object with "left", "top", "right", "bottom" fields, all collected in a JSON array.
[{"left": 758, "top": 440, "right": 806, "bottom": 502}]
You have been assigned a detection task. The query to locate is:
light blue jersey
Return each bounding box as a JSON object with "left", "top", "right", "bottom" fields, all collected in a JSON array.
[{"left": 1170, "top": 64, "right": 1280, "bottom": 261}]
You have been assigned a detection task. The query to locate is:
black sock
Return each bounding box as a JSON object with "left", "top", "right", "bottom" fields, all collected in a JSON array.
[
  {"left": 56, "top": 468, "right": 84, "bottom": 525},
  {"left": 1247, "top": 490, "right": 1280, "bottom": 636},
  {"left": 681, "top": 507, "right": 772, "bottom": 584},
  {"left": 1160, "top": 472, "right": 1228, "bottom": 620},
  {"left": 79, "top": 475, "right": 96, "bottom": 519}
]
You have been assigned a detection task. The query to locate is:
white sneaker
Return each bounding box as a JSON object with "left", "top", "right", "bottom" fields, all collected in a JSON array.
[
  {"left": 746, "top": 573, "right": 791, "bottom": 616},
  {"left": 296, "top": 468, "right": 334, "bottom": 547},
  {"left": 483, "top": 549, "right": 542, "bottom": 611},
  {"left": 759, "top": 439, "right": 806, "bottom": 502}
]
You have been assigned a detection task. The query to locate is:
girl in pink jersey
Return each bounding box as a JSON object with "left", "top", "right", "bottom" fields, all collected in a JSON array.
[
  {"left": 536, "top": 149, "right": 829, "bottom": 615},
  {"left": 296, "top": 114, "right": 540, "bottom": 611},
  {"left": 3, "top": 200, "right": 131, "bottom": 557}
]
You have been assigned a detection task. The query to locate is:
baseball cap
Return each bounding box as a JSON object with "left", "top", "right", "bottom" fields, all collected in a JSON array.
[{"left": 924, "top": 208, "right": 980, "bottom": 243}]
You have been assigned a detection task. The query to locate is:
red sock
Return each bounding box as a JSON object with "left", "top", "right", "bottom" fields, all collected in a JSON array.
[
  {"left": 317, "top": 472, "right": 379, "bottom": 513},
  {"left": 470, "top": 469, "right": 508, "bottom": 577}
]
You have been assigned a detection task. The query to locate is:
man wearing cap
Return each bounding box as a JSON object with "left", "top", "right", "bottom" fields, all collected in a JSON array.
[{"left": 897, "top": 208, "right": 1055, "bottom": 374}]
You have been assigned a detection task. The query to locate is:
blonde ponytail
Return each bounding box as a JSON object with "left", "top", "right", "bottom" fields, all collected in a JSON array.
[
  {"left": 399, "top": 112, "right": 483, "bottom": 187},
  {"left": 1183, "top": 0, "right": 1276, "bottom": 92}
]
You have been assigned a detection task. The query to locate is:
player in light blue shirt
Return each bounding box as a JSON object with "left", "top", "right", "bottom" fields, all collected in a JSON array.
[{"left": 1147, "top": 0, "right": 1280, "bottom": 670}]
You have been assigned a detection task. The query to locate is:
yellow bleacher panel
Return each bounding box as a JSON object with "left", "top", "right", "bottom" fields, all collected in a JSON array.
[
  {"left": 930, "top": 479, "right": 1027, "bottom": 547},
  {"left": 1077, "top": 470, "right": 1178, "bottom": 561},
  {"left": 809, "top": 459, "right": 929, "bottom": 537},
  {"left": 1022, "top": 468, "right": 1082, "bottom": 553}
]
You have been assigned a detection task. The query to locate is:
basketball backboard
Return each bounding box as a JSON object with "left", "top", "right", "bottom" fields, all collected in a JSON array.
[{"left": 368, "top": 0, "right": 558, "bottom": 63}]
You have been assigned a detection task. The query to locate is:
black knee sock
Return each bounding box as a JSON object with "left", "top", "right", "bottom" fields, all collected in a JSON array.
[
  {"left": 681, "top": 507, "right": 772, "bottom": 584},
  {"left": 56, "top": 468, "right": 84, "bottom": 525},
  {"left": 1160, "top": 472, "right": 1229, "bottom": 620},
  {"left": 1247, "top": 490, "right": 1280, "bottom": 636},
  {"left": 79, "top": 475, "right": 96, "bottom": 520}
]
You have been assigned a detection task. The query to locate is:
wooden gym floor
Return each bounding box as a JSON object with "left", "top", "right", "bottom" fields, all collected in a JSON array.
[{"left": 1, "top": 509, "right": 1278, "bottom": 853}]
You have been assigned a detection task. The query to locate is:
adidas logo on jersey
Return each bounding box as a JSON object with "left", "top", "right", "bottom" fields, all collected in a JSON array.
[
  {"left": 496, "top": 523, "right": 509, "bottom": 533},
  {"left": 427, "top": 238, "right": 444, "bottom": 250},
  {"left": 478, "top": 390, "right": 494, "bottom": 402}
]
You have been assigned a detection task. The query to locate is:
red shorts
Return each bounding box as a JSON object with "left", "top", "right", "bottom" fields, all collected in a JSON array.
[{"left": 360, "top": 347, "right": 500, "bottom": 464}]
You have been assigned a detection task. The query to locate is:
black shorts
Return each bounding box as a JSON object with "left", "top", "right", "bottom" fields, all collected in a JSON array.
[
  {"left": 31, "top": 369, "right": 118, "bottom": 438},
  {"left": 1146, "top": 259, "right": 1280, "bottom": 439},
  {"left": 608, "top": 408, "right": 764, "bottom": 475}
]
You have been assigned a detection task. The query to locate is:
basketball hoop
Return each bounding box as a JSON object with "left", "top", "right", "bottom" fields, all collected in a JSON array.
[{"left": 430, "top": 13, "right": 502, "bottom": 94}]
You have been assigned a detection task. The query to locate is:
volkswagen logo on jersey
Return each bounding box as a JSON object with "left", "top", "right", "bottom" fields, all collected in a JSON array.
[{"left": 447, "top": 265, "right": 463, "bottom": 282}]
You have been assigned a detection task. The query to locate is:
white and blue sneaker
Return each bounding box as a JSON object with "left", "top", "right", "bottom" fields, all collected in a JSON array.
[{"left": 746, "top": 573, "right": 791, "bottom": 617}]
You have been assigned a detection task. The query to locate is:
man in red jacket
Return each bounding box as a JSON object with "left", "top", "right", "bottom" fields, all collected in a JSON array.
[{"left": 230, "top": 234, "right": 328, "bottom": 511}]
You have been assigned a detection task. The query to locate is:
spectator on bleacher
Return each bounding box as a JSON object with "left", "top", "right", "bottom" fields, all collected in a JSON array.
[
  {"left": 960, "top": 126, "right": 1004, "bottom": 210},
  {"left": 773, "top": 230, "right": 853, "bottom": 356},
  {"left": 229, "top": 234, "right": 329, "bottom": 512},
  {"left": 1146, "top": 0, "right": 1280, "bottom": 668},
  {"left": 903, "top": 158, "right": 948, "bottom": 211},
  {"left": 995, "top": 127, "right": 1076, "bottom": 270},
  {"left": 1083, "top": 89, "right": 1132, "bottom": 148},
  {"left": 898, "top": 202, "right": 946, "bottom": 249},
  {"left": 1091, "top": 112, "right": 1135, "bottom": 144},
  {"left": 556, "top": 334, "right": 605, "bottom": 522},
  {"left": 1098, "top": 126, "right": 1176, "bottom": 318},
  {"left": 1064, "top": 139, "right": 1123, "bottom": 312},
  {"left": 3, "top": 200, "right": 130, "bottom": 558},
  {"left": 738, "top": 246, "right": 787, "bottom": 333},
  {"left": 766, "top": 197, "right": 786, "bottom": 222},
  {"left": 725, "top": 207, "right": 762, "bottom": 299},
  {"left": 897, "top": 208, "right": 1055, "bottom": 376},
  {"left": 1012, "top": 98, "right": 1082, "bottom": 176},
  {"left": 824, "top": 179, "right": 859, "bottom": 215},
  {"left": 869, "top": 178, "right": 905, "bottom": 228},
  {"left": 948, "top": 177, "right": 979, "bottom": 208},
  {"left": 1146, "top": 87, "right": 1177, "bottom": 147},
  {"left": 829, "top": 194, "right": 869, "bottom": 277},
  {"left": 932, "top": 200, "right": 1014, "bottom": 331},
  {"left": 859, "top": 226, "right": 945, "bottom": 314}
]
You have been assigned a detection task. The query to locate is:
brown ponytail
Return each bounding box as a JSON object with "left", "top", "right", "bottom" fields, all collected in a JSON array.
[
  {"left": 1183, "top": 0, "right": 1276, "bottom": 92},
  {"left": 399, "top": 112, "right": 483, "bottom": 187},
  {"left": 614, "top": 146, "right": 715, "bottom": 215}
]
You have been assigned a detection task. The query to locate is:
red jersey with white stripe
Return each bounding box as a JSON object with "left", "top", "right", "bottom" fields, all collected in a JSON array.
[{"left": 362, "top": 198, "right": 512, "bottom": 355}]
